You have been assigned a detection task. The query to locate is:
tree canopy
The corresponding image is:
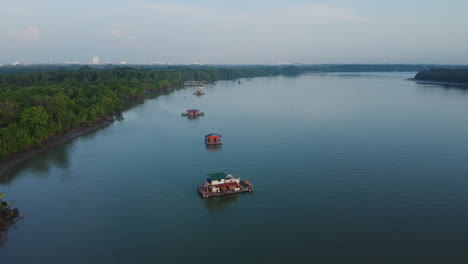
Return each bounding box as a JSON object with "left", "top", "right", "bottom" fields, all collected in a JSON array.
[
  {"left": 0, "top": 66, "right": 299, "bottom": 158},
  {"left": 415, "top": 69, "right": 468, "bottom": 84}
]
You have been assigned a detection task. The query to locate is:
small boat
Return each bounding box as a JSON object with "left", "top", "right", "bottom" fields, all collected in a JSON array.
[
  {"left": 198, "top": 172, "right": 254, "bottom": 198},
  {"left": 238, "top": 80, "right": 241, "bottom": 84},
  {"left": 181, "top": 109, "right": 204, "bottom": 117},
  {"left": 205, "top": 133, "right": 222, "bottom": 145}
]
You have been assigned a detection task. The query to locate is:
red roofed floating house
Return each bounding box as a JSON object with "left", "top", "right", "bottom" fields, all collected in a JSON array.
[
  {"left": 181, "top": 109, "right": 204, "bottom": 118},
  {"left": 205, "top": 133, "right": 222, "bottom": 145},
  {"left": 198, "top": 172, "right": 254, "bottom": 198}
]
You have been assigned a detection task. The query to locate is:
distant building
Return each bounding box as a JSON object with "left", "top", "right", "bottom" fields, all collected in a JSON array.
[
  {"left": 120, "top": 61, "right": 127, "bottom": 65},
  {"left": 92, "top": 56, "right": 99, "bottom": 65},
  {"left": 12, "top": 61, "right": 20, "bottom": 66}
]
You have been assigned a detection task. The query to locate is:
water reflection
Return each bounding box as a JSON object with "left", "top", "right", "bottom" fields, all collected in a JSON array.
[
  {"left": 205, "top": 145, "right": 222, "bottom": 151},
  {"left": 204, "top": 194, "right": 240, "bottom": 211},
  {"left": 414, "top": 81, "right": 468, "bottom": 93},
  {"left": 0, "top": 140, "right": 73, "bottom": 185},
  {"left": 185, "top": 116, "right": 204, "bottom": 121}
]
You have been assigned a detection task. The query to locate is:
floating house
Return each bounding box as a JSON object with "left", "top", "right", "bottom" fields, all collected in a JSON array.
[
  {"left": 193, "top": 87, "right": 205, "bottom": 96},
  {"left": 181, "top": 109, "right": 204, "bottom": 117},
  {"left": 198, "top": 172, "right": 254, "bottom": 198},
  {"left": 205, "top": 133, "right": 222, "bottom": 145}
]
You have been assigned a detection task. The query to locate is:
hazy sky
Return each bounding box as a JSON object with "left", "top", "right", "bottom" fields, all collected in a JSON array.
[{"left": 1, "top": 0, "right": 467, "bottom": 64}]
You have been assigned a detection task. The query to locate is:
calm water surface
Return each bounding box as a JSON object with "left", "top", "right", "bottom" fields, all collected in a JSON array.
[{"left": 2, "top": 73, "right": 468, "bottom": 263}]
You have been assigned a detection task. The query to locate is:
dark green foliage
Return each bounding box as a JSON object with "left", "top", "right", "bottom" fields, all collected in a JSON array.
[
  {"left": 415, "top": 69, "right": 468, "bottom": 84},
  {"left": 0, "top": 66, "right": 297, "bottom": 159}
]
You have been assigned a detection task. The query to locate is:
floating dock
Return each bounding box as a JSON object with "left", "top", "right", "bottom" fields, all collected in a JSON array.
[{"left": 198, "top": 172, "right": 254, "bottom": 198}]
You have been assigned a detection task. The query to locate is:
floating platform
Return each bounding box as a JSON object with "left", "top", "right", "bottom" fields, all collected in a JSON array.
[
  {"left": 198, "top": 172, "right": 254, "bottom": 198},
  {"left": 198, "top": 184, "right": 254, "bottom": 198}
]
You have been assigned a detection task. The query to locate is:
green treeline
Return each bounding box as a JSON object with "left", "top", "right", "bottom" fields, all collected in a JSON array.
[
  {"left": 0, "top": 66, "right": 295, "bottom": 159},
  {"left": 2, "top": 64, "right": 464, "bottom": 76},
  {"left": 415, "top": 69, "right": 468, "bottom": 84}
]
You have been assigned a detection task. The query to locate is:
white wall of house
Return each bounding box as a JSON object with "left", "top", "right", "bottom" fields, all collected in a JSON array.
[{"left": 211, "top": 179, "right": 225, "bottom": 185}]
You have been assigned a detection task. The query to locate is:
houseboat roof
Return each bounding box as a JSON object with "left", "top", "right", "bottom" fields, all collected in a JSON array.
[
  {"left": 207, "top": 172, "right": 228, "bottom": 181},
  {"left": 186, "top": 109, "right": 200, "bottom": 113},
  {"left": 205, "top": 133, "right": 222, "bottom": 138}
]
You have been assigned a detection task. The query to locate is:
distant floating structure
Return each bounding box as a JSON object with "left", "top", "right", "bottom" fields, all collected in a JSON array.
[
  {"left": 205, "top": 133, "right": 222, "bottom": 145},
  {"left": 182, "top": 109, "right": 204, "bottom": 118},
  {"left": 193, "top": 86, "right": 205, "bottom": 96}
]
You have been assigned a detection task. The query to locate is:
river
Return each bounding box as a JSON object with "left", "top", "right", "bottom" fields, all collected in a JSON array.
[{"left": 2, "top": 73, "right": 468, "bottom": 263}]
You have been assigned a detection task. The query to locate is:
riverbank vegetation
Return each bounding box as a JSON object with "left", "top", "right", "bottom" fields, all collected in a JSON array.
[
  {"left": 414, "top": 69, "right": 468, "bottom": 84},
  {"left": 0, "top": 193, "right": 20, "bottom": 247},
  {"left": 0, "top": 66, "right": 300, "bottom": 158}
]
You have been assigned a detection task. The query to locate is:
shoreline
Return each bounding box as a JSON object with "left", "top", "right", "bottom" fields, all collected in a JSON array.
[
  {"left": 0, "top": 119, "right": 114, "bottom": 177},
  {"left": 408, "top": 78, "right": 468, "bottom": 87},
  {"left": 0, "top": 84, "right": 180, "bottom": 178}
]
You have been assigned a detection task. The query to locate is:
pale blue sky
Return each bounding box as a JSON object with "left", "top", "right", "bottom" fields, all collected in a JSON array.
[{"left": 1, "top": 0, "right": 467, "bottom": 64}]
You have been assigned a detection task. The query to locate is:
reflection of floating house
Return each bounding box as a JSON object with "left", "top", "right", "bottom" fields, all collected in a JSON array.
[
  {"left": 198, "top": 172, "right": 254, "bottom": 198},
  {"left": 205, "top": 133, "right": 222, "bottom": 145},
  {"left": 206, "top": 144, "right": 222, "bottom": 151},
  {"left": 181, "top": 109, "right": 204, "bottom": 117}
]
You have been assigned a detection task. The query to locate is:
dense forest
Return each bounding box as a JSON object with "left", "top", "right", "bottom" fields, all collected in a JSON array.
[
  {"left": 1, "top": 63, "right": 463, "bottom": 76},
  {"left": 0, "top": 66, "right": 301, "bottom": 159},
  {"left": 414, "top": 69, "right": 468, "bottom": 84}
]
